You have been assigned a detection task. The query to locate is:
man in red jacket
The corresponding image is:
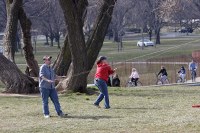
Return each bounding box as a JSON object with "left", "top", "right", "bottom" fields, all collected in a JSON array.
[{"left": 94, "top": 56, "right": 116, "bottom": 109}]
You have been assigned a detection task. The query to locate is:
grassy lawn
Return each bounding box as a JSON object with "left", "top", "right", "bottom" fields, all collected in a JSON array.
[
  {"left": 13, "top": 36, "right": 200, "bottom": 64},
  {"left": 1, "top": 85, "right": 200, "bottom": 132},
  {"left": 1, "top": 35, "right": 200, "bottom": 132},
  {"left": 101, "top": 37, "right": 200, "bottom": 62},
  {"left": 0, "top": 36, "right": 200, "bottom": 87}
]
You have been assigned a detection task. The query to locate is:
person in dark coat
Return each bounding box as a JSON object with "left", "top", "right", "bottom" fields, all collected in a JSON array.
[{"left": 112, "top": 74, "right": 120, "bottom": 87}]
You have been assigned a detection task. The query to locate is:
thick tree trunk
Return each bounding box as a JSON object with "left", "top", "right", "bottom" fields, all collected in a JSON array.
[
  {"left": 148, "top": 29, "right": 152, "bottom": 41},
  {"left": 83, "top": 0, "right": 117, "bottom": 91},
  {"left": 155, "top": 27, "right": 161, "bottom": 44},
  {"left": 3, "top": 0, "right": 22, "bottom": 62},
  {"left": 50, "top": 35, "right": 54, "bottom": 46},
  {"left": 53, "top": 35, "right": 71, "bottom": 76},
  {"left": 18, "top": 7, "right": 39, "bottom": 77},
  {"left": 59, "top": 0, "right": 88, "bottom": 92},
  {"left": 50, "top": 39, "right": 53, "bottom": 46},
  {"left": 45, "top": 35, "right": 49, "bottom": 45},
  {"left": 113, "top": 28, "right": 120, "bottom": 42},
  {"left": 16, "top": 33, "right": 20, "bottom": 51},
  {"left": 86, "top": 0, "right": 117, "bottom": 69},
  {"left": 0, "top": 0, "right": 39, "bottom": 94},
  {"left": 58, "top": 0, "right": 116, "bottom": 93},
  {"left": 55, "top": 33, "right": 61, "bottom": 49},
  {"left": 57, "top": 39, "right": 60, "bottom": 49},
  {"left": 0, "top": 54, "right": 37, "bottom": 93},
  {"left": 56, "top": 63, "right": 88, "bottom": 93}
]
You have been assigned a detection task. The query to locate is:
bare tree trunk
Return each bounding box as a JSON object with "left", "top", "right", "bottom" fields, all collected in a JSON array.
[
  {"left": 15, "top": 31, "right": 19, "bottom": 52},
  {"left": 53, "top": 35, "right": 71, "bottom": 76},
  {"left": 155, "top": 27, "right": 161, "bottom": 44},
  {"left": 18, "top": 7, "right": 39, "bottom": 77},
  {"left": 113, "top": 28, "right": 119, "bottom": 42},
  {"left": 148, "top": 29, "right": 152, "bottom": 41},
  {"left": 86, "top": 0, "right": 117, "bottom": 69},
  {"left": 3, "top": 0, "right": 22, "bottom": 62},
  {"left": 57, "top": 39, "right": 60, "bottom": 49},
  {"left": 45, "top": 34, "right": 49, "bottom": 45},
  {"left": 0, "top": 54, "right": 37, "bottom": 93},
  {"left": 0, "top": 0, "right": 39, "bottom": 94},
  {"left": 58, "top": 0, "right": 116, "bottom": 93},
  {"left": 50, "top": 35, "right": 54, "bottom": 46},
  {"left": 55, "top": 33, "right": 61, "bottom": 49},
  {"left": 59, "top": 0, "right": 88, "bottom": 92},
  {"left": 57, "top": 63, "right": 88, "bottom": 93},
  {"left": 50, "top": 39, "right": 53, "bottom": 46}
]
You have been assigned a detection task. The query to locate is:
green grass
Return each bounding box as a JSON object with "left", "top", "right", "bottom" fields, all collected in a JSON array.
[
  {"left": 1, "top": 34, "right": 200, "bottom": 132},
  {"left": 1, "top": 36, "right": 200, "bottom": 88},
  {"left": 1, "top": 86, "right": 200, "bottom": 132},
  {"left": 13, "top": 36, "right": 200, "bottom": 64},
  {"left": 15, "top": 45, "right": 61, "bottom": 64},
  {"left": 101, "top": 37, "right": 200, "bottom": 62}
]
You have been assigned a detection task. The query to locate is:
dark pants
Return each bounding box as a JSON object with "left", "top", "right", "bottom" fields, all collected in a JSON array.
[
  {"left": 94, "top": 78, "right": 110, "bottom": 108},
  {"left": 112, "top": 78, "right": 120, "bottom": 87},
  {"left": 40, "top": 88, "right": 63, "bottom": 116},
  {"left": 131, "top": 78, "right": 139, "bottom": 86}
]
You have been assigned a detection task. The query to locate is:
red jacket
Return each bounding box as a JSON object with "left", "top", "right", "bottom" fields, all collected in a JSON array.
[{"left": 95, "top": 63, "right": 114, "bottom": 82}]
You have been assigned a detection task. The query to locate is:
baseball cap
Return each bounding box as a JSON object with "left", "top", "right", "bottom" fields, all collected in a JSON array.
[
  {"left": 43, "top": 56, "right": 52, "bottom": 60},
  {"left": 98, "top": 56, "right": 107, "bottom": 61},
  {"left": 97, "top": 56, "right": 107, "bottom": 64}
]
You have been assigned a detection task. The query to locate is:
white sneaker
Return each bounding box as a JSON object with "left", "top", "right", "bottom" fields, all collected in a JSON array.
[{"left": 44, "top": 115, "right": 50, "bottom": 118}]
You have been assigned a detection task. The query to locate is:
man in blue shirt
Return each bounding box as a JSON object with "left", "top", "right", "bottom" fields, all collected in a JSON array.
[
  {"left": 39, "top": 56, "right": 67, "bottom": 118},
  {"left": 189, "top": 59, "right": 198, "bottom": 82}
]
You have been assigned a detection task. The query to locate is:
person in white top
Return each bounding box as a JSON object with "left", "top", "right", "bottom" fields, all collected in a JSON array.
[{"left": 129, "top": 68, "right": 140, "bottom": 86}]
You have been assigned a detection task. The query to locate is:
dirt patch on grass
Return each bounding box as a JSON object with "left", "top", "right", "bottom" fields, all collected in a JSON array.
[{"left": 0, "top": 93, "right": 40, "bottom": 97}]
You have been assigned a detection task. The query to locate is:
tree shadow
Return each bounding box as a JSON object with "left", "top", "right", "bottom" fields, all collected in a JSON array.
[
  {"left": 52, "top": 115, "right": 119, "bottom": 120},
  {"left": 85, "top": 87, "right": 99, "bottom": 95},
  {"left": 113, "top": 107, "right": 161, "bottom": 110}
]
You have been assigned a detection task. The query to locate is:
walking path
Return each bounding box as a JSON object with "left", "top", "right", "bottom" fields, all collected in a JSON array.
[
  {"left": 0, "top": 93, "right": 40, "bottom": 97},
  {"left": 16, "top": 61, "right": 189, "bottom": 66},
  {"left": 186, "top": 77, "right": 200, "bottom": 83}
]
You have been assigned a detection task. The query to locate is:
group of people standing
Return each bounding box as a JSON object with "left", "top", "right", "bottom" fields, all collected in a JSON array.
[
  {"left": 38, "top": 55, "right": 199, "bottom": 117},
  {"left": 38, "top": 55, "right": 116, "bottom": 118},
  {"left": 93, "top": 57, "right": 198, "bottom": 109}
]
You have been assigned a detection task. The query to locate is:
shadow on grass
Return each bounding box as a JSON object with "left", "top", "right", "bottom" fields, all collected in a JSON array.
[
  {"left": 109, "top": 92, "right": 167, "bottom": 97},
  {"left": 86, "top": 87, "right": 99, "bottom": 95},
  {"left": 113, "top": 107, "right": 161, "bottom": 110},
  {"left": 51, "top": 115, "right": 117, "bottom": 120}
]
